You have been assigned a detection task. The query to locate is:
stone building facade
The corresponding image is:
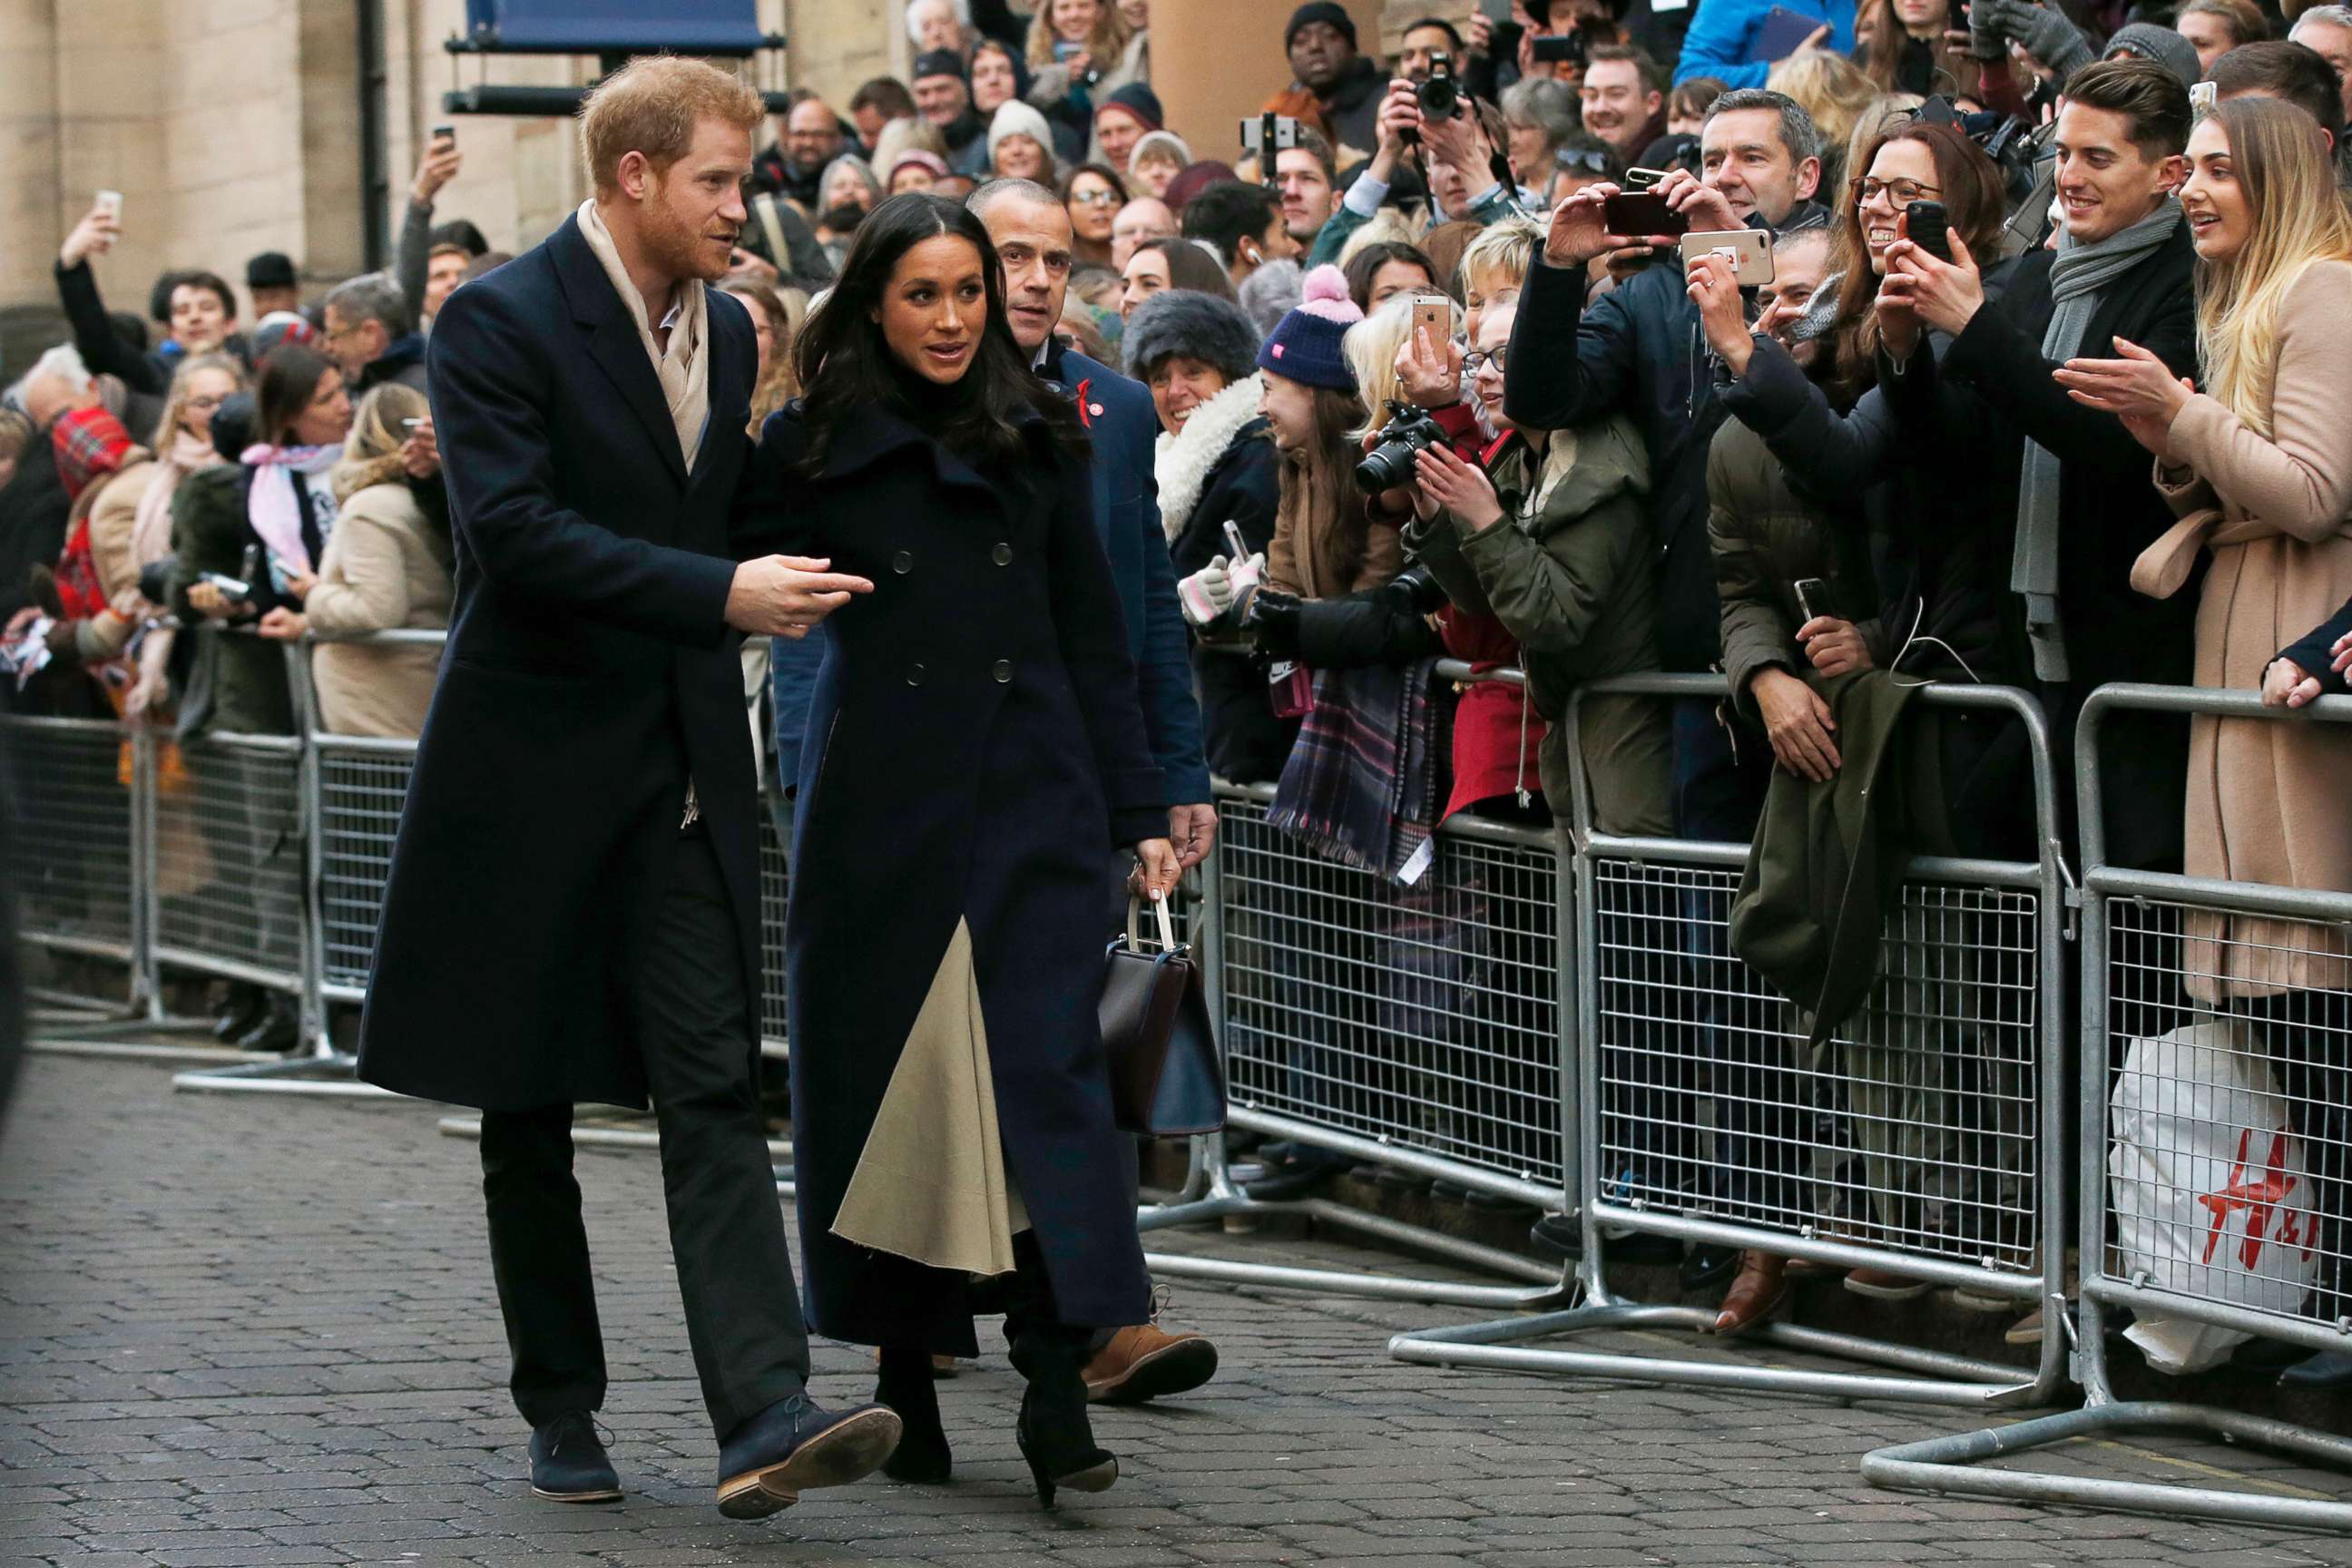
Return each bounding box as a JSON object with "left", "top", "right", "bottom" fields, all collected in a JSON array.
[
  {"left": 0, "top": 0, "right": 904, "bottom": 372},
  {"left": 2, "top": 0, "right": 1436, "bottom": 375}
]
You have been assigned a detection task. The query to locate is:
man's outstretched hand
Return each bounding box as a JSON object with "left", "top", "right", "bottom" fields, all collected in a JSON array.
[{"left": 726, "top": 555, "right": 874, "bottom": 638}]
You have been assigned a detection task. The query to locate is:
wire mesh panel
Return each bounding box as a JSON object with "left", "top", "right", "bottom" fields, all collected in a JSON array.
[
  {"left": 757, "top": 799, "right": 789, "bottom": 1054},
  {"left": 1591, "top": 857, "right": 2039, "bottom": 1278},
  {"left": 2099, "top": 894, "right": 2352, "bottom": 1342},
  {"left": 3, "top": 717, "right": 137, "bottom": 958},
  {"left": 152, "top": 735, "right": 305, "bottom": 988},
  {"left": 317, "top": 744, "right": 415, "bottom": 997},
  {"left": 1215, "top": 791, "right": 1564, "bottom": 1191}
]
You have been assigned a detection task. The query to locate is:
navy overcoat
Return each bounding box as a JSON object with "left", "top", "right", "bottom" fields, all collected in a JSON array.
[
  {"left": 357, "top": 214, "right": 766, "bottom": 1110},
  {"left": 737, "top": 398, "right": 1166, "bottom": 1351}
]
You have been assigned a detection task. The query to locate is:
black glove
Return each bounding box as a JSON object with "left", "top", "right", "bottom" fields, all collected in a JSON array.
[{"left": 1243, "top": 586, "right": 1303, "bottom": 661}]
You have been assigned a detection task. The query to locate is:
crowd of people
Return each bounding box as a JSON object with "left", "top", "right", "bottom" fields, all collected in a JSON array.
[{"left": 8, "top": 0, "right": 2352, "bottom": 1397}]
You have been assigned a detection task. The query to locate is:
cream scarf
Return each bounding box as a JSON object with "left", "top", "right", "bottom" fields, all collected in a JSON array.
[{"left": 577, "top": 200, "right": 711, "bottom": 473}]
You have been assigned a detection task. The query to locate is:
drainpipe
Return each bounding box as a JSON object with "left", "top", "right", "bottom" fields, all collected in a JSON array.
[{"left": 357, "top": 0, "right": 391, "bottom": 270}]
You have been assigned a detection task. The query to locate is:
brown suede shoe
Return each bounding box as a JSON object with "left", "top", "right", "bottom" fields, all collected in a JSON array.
[
  {"left": 1707, "top": 1251, "right": 1789, "bottom": 1336},
  {"left": 1083, "top": 1323, "right": 1220, "bottom": 1405}
]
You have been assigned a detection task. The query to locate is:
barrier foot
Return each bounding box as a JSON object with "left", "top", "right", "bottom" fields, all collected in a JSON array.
[
  {"left": 32, "top": 1037, "right": 251, "bottom": 1066},
  {"left": 172, "top": 1051, "right": 403, "bottom": 1100},
  {"left": 1138, "top": 1190, "right": 1574, "bottom": 1309},
  {"left": 1390, "top": 1297, "right": 2054, "bottom": 1409},
  {"left": 1863, "top": 1401, "right": 2352, "bottom": 1530}
]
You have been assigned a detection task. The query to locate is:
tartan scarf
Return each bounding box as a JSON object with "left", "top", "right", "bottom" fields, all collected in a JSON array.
[
  {"left": 51, "top": 406, "right": 135, "bottom": 502},
  {"left": 1268, "top": 658, "right": 1446, "bottom": 884}
]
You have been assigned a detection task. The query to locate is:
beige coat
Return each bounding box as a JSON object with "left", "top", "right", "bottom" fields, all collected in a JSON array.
[
  {"left": 2141, "top": 259, "right": 2352, "bottom": 1000},
  {"left": 307, "top": 482, "right": 454, "bottom": 738},
  {"left": 87, "top": 459, "right": 158, "bottom": 599}
]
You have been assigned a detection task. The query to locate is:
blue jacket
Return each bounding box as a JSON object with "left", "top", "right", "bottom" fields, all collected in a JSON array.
[
  {"left": 1674, "top": 0, "right": 1856, "bottom": 87},
  {"left": 773, "top": 344, "right": 1213, "bottom": 807}
]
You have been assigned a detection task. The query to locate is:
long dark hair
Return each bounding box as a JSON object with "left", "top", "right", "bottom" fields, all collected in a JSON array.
[
  {"left": 791, "top": 193, "right": 1083, "bottom": 470},
  {"left": 1822, "top": 120, "right": 2004, "bottom": 397},
  {"left": 254, "top": 344, "right": 337, "bottom": 446}
]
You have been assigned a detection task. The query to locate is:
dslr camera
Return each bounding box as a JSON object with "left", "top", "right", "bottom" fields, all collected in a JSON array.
[
  {"left": 1416, "top": 52, "right": 1460, "bottom": 120},
  {"left": 1355, "top": 400, "right": 1450, "bottom": 492}
]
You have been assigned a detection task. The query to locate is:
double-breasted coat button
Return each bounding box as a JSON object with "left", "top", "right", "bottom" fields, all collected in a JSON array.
[
  {"left": 991, "top": 542, "right": 1014, "bottom": 566},
  {"left": 892, "top": 550, "right": 914, "bottom": 574},
  {"left": 907, "top": 662, "right": 927, "bottom": 686},
  {"left": 992, "top": 660, "right": 1013, "bottom": 683}
]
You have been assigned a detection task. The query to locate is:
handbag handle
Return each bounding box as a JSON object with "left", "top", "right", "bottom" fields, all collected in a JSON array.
[{"left": 1125, "top": 890, "right": 1180, "bottom": 953}]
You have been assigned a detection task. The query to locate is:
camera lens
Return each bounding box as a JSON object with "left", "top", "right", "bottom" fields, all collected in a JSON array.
[
  {"left": 1416, "top": 76, "right": 1457, "bottom": 119},
  {"left": 1355, "top": 446, "right": 1408, "bottom": 492}
]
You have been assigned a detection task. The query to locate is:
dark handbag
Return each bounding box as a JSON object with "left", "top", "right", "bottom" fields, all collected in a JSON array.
[{"left": 1099, "top": 893, "right": 1227, "bottom": 1136}]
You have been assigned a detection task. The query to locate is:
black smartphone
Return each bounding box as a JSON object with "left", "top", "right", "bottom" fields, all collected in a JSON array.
[
  {"left": 1532, "top": 32, "right": 1587, "bottom": 64},
  {"left": 1794, "top": 577, "right": 1829, "bottom": 622},
  {"left": 1904, "top": 199, "right": 1952, "bottom": 261},
  {"left": 1602, "top": 191, "right": 1690, "bottom": 238},
  {"left": 432, "top": 122, "right": 456, "bottom": 146}
]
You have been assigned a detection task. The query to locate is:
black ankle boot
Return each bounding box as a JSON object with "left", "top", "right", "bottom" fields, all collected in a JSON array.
[
  {"left": 1009, "top": 1326, "right": 1116, "bottom": 1509},
  {"left": 875, "top": 1343, "right": 951, "bottom": 1483}
]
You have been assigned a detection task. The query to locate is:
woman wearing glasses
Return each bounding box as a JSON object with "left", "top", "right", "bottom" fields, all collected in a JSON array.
[{"left": 1062, "top": 162, "right": 1130, "bottom": 270}]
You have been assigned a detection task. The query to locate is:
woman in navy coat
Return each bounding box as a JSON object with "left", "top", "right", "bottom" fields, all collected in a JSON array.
[{"left": 733, "top": 193, "right": 1180, "bottom": 1508}]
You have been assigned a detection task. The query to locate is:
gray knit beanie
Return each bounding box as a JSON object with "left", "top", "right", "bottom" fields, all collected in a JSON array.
[
  {"left": 2105, "top": 24, "right": 2202, "bottom": 87},
  {"left": 1122, "top": 289, "right": 1262, "bottom": 383},
  {"left": 1235, "top": 257, "right": 1304, "bottom": 338}
]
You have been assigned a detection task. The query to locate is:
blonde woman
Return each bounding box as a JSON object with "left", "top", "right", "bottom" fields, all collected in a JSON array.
[
  {"left": 2086, "top": 94, "right": 2352, "bottom": 1384},
  {"left": 2067, "top": 95, "right": 2352, "bottom": 1000},
  {"left": 255, "top": 383, "right": 453, "bottom": 737},
  {"left": 1769, "top": 49, "right": 1884, "bottom": 192},
  {"left": 718, "top": 276, "right": 806, "bottom": 430},
  {"left": 1026, "top": 0, "right": 1145, "bottom": 157}
]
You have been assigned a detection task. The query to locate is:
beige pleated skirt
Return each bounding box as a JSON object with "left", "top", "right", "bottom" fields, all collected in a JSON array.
[{"left": 828, "top": 917, "right": 1029, "bottom": 1277}]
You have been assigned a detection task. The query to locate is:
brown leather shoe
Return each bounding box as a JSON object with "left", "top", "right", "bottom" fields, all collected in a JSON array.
[
  {"left": 1708, "top": 1251, "right": 1789, "bottom": 1336},
  {"left": 1083, "top": 1322, "right": 1220, "bottom": 1405}
]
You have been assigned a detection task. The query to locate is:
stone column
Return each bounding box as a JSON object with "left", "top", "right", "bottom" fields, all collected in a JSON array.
[{"left": 0, "top": 0, "right": 64, "bottom": 369}]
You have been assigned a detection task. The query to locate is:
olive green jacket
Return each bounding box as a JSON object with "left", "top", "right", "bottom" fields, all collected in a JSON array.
[
  {"left": 1407, "top": 416, "right": 1671, "bottom": 839},
  {"left": 1704, "top": 415, "right": 1883, "bottom": 725},
  {"left": 165, "top": 465, "right": 295, "bottom": 740}
]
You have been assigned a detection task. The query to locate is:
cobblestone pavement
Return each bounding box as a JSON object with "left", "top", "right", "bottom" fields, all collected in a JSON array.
[{"left": 9, "top": 1051, "right": 2352, "bottom": 1568}]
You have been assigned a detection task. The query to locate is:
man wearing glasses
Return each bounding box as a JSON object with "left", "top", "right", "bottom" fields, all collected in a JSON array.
[{"left": 319, "top": 271, "right": 430, "bottom": 395}]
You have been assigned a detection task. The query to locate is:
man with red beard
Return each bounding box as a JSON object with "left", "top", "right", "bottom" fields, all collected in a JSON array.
[{"left": 359, "top": 55, "right": 900, "bottom": 1519}]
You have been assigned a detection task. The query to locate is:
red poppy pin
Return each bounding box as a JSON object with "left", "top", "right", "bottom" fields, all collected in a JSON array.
[{"left": 1076, "top": 378, "right": 1097, "bottom": 427}]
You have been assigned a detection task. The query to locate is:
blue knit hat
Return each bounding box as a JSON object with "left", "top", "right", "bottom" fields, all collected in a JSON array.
[{"left": 1255, "top": 264, "right": 1361, "bottom": 392}]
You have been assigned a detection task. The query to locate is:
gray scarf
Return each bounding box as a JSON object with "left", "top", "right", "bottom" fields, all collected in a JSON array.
[{"left": 2011, "top": 198, "right": 2181, "bottom": 681}]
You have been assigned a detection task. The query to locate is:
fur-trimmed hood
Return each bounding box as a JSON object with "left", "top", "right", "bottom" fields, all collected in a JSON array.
[{"left": 1152, "top": 373, "right": 1266, "bottom": 541}]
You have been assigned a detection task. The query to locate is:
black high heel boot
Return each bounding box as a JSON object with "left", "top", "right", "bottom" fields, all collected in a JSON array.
[
  {"left": 1004, "top": 1238, "right": 1115, "bottom": 1509},
  {"left": 875, "top": 1342, "right": 951, "bottom": 1483},
  {"left": 1011, "top": 1328, "right": 1117, "bottom": 1509}
]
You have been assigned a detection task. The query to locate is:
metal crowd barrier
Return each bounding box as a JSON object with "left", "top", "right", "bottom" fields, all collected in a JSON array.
[
  {"left": 1391, "top": 671, "right": 2073, "bottom": 1407},
  {"left": 1866, "top": 684, "right": 2352, "bottom": 1525},
  {"left": 4, "top": 714, "right": 162, "bottom": 1026},
  {"left": 1140, "top": 660, "right": 1577, "bottom": 1312}
]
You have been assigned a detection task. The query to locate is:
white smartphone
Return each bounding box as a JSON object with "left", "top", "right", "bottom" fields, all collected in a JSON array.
[
  {"left": 94, "top": 189, "right": 123, "bottom": 222},
  {"left": 1680, "top": 229, "right": 1776, "bottom": 287}
]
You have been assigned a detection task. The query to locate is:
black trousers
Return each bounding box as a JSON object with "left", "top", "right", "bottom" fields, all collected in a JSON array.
[{"left": 477, "top": 826, "right": 810, "bottom": 1442}]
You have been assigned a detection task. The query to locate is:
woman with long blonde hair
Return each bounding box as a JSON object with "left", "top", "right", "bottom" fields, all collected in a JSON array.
[
  {"left": 253, "top": 381, "right": 453, "bottom": 738},
  {"left": 1025, "top": 0, "right": 1146, "bottom": 162},
  {"left": 2067, "top": 94, "right": 2352, "bottom": 987},
  {"left": 1854, "top": 0, "right": 1987, "bottom": 102},
  {"left": 1769, "top": 48, "right": 1884, "bottom": 193}
]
